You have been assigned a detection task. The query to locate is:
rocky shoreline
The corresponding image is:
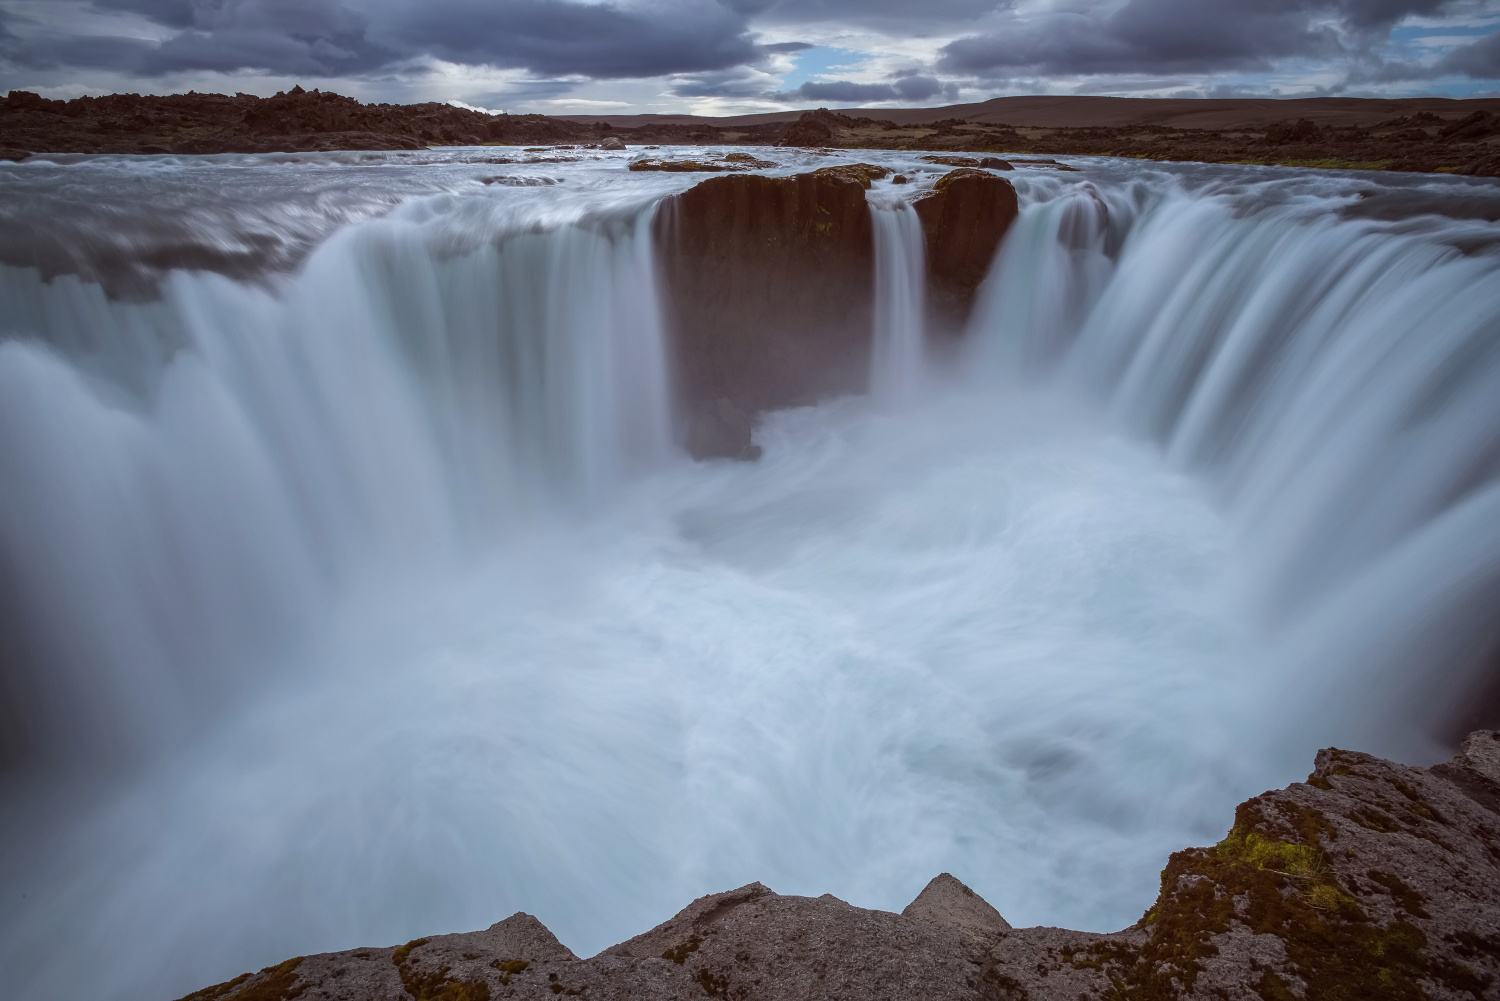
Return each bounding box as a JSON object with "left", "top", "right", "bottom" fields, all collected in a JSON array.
[
  {"left": 178, "top": 731, "right": 1500, "bottom": 1001},
  {"left": 3, "top": 88, "right": 1499, "bottom": 177}
]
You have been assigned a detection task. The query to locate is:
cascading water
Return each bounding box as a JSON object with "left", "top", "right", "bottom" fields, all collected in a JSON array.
[
  {"left": 1, "top": 148, "right": 1497, "bottom": 1001},
  {"left": 869, "top": 196, "right": 928, "bottom": 401}
]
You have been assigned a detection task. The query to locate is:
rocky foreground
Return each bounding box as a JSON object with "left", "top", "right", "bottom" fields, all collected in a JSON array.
[
  {"left": 3, "top": 87, "right": 1500, "bottom": 176},
  {"left": 180, "top": 732, "right": 1500, "bottom": 1001}
]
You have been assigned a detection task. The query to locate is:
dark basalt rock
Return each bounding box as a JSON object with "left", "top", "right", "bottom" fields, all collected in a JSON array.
[
  {"left": 176, "top": 731, "right": 1500, "bottom": 1001},
  {"left": 913, "top": 168, "right": 1020, "bottom": 334},
  {"left": 775, "top": 108, "right": 846, "bottom": 148},
  {"left": 653, "top": 170, "right": 876, "bottom": 459},
  {"left": 656, "top": 164, "right": 1015, "bottom": 458}
]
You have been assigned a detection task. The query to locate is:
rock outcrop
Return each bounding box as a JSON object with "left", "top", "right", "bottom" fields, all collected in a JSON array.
[
  {"left": 177, "top": 731, "right": 1500, "bottom": 1001},
  {"left": 913, "top": 168, "right": 1021, "bottom": 334},
  {"left": 654, "top": 164, "right": 1016, "bottom": 459},
  {"left": 653, "top": 169, "right": 877, "bottom": 459}
]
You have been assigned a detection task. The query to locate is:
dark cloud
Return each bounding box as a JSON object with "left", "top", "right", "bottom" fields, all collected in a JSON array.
[
  {"left": 89, "top": 0, "right": 198, "bottom": 29},
  {"left": 376, "top": 0, "right": 761, "bottom": 79},
  {"left": 756, "top": 0, "right": 1011, "bottom": 26},
  {"left": 1444, "top": 29, "right": 1500, "bottom": 77},
  {"left": 2, "top": 0, "right": 1494, "bottom": 99},
  {"left": 670, "top": 68, "right": 777, "bottom": 97},
  {"left": 767, "top": 74, "right": 958, "bottom": 104},
  {"left": 12, "top": 0, "right": 766, "bottom": 80},
  {"left": 787, "top": 79, "right": 903, "bottom": 101},
  {"left": 939, "top": 0, "right": 1458, "bottom": 77}
]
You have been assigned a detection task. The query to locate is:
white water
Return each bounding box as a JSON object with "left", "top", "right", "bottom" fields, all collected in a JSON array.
[
  {"left": 869, "top": 197, "right": 928, "bottom": 402},
  {"left": 1, "top": 149, "right": 1498, "bottom": 1001}
]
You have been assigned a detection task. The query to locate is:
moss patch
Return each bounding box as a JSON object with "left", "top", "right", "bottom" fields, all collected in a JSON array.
[
  {"left": 490, "top": 959, "right": 529, "bottom": 985},
  {"left": 175, "top": 971, "right": 253, "bottom": 1001},
  {"left": 392, "top": 938, "right": 490, "bottom": 1001},
  {"left": 1070, "top": 796, "right": 1493, "bottom": 999},
  {"left": 662, "top": 935, "right": 703, "bottom": 964},
  {"left": 174, "top": 959, "right": 305, "bottom": 1001}
]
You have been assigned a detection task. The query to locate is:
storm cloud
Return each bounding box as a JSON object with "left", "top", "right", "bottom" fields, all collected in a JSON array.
[
  {"left": 2, "top": 0, "right": 1498, "bottom": 107},
  {"left": 6, "top": 0, "right": 767, "bottom": 79},
  {"left": 771, "top": 74, "right": 957, "bottom": 104},
  {"left": 938, "top": 0, "right": 1463, "bottom": 78}
]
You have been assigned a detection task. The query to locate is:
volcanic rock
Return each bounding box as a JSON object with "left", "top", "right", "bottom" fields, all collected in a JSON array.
[
  {"left": 775, "top": 108, "right": 847, "bottom": 148},
  {"left": 1266, "top": 119, "right": 1321, "bottom": 145},
  {"left": 913, "top": 168, "right": 1020, "bottom": 334},
  {"left": 653, "top": 170, "right": 875, "bottom": 459},
  {"left": 176, "top": 731, "right": 1500, "bottom": 1001}
]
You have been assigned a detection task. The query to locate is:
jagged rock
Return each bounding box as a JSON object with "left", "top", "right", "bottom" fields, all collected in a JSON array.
[
  {"left": 653, "top": 170, "right": 874, "bottom": 459},
  {"left": 1440, "top": 110, "right": 1500, "bottom": 142},
  {"left": 176, "top": 731, "right": 1500, "bottom": 1001},
  {"left": 902, "top": 872, "right": 1012, "bottom": 942},
  {"left": 913, "top": 168, "right": 1019, "bottom": 334},
  {"left": 776, "top": 108, "right": 846, "bottom": 147}
]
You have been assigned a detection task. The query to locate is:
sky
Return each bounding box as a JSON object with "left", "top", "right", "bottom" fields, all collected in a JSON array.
[{"left": 3, "top": 0, "right": 1500, "bottom": 115}]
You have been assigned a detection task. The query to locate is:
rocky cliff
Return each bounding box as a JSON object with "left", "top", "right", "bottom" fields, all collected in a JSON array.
[
  {"left": 655, "top": 165, "right": 1018, "bottom": 459},
  {"left": 177, "top": 731, "right": 1500, "bottom": 1001},
  {"left": 913, "top": 168, "right": 1021, "bottom": 335}
]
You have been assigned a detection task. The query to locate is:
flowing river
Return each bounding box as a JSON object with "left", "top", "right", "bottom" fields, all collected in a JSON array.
[{"left": 1, "top": 147, "right": 1498, "bottom": 1001}]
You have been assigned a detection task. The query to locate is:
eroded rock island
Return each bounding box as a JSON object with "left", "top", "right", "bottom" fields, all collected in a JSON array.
[
  {"left": 655, "top": 164, "right": 1019, "bottom": 459},
  {"left": 179, "top": 731, "right": 1500, "bottom": 1001}
]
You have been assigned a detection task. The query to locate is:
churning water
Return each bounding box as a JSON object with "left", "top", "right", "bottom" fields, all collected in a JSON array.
[{"left": 2, "top": 147, "right": 1499, "bottom": 1001}]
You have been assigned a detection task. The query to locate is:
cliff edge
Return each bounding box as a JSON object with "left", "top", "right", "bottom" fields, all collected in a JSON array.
[{"left": 177, "top": 730, "right": 1500, "bottom": 1001}]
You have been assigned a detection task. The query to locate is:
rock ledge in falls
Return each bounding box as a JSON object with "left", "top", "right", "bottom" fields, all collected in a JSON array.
[
  {"left": 176, "top": 730, "right": 1500, "bottom": 1001},
  {"left": 653, "top": 166, "right": 1019, "bottom": 460}
]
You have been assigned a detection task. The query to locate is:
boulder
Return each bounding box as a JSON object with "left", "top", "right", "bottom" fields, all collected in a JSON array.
[
  {"left": 653, "top": 170, "right": 875, "bottom": 458},
  {"left": 913, "top": 168, "right": 1019, "bottom": 334},
  {"left": 600, "top": 136, "right": 626, "bottom": 150}
]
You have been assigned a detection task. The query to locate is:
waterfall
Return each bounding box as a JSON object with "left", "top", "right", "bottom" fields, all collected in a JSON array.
[
  {"left": 2, "top": 153, "right": 1499, "bottom": 1001},
  {"left": 0, "top": 202, "right": 673, "bottom": 772},
  {"left": 869, "top": 196, "right": 927, "bottom": 402},
  {"left": 964, "top": 180, "right": 1500, "bottom": 744}
]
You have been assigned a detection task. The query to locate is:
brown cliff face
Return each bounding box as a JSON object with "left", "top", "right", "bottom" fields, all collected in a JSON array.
[
  {"left": 654, "top": 165, "right": 1017, "bottom": 460},
  {"left": 653, "top": 171, "right": 876, "bottom": 459},
  {"left": 175, "top": 731, "right": 1500, "bottom": 1001},
  {"left": 913, "top": 168, "right": 1020, "bottom": 335}
]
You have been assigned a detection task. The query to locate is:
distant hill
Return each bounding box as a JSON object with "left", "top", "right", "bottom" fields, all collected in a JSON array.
[{"left": 561, "top": 95, "right": 1500, "bottom": 131}]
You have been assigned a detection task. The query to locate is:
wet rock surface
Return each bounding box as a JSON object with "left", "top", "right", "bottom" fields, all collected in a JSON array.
[
  {"left": 179, "top": 732, "right": 1500, "bottom": 1001},
  {"left": 656, "top": 164, "right": 1016, "bottom": 459},
  {"left": 652, "top": 169, "right": 877, "bottom": 460},
  {"left": 913, "top": 168, "right": 1021, "bottom": 334}
]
